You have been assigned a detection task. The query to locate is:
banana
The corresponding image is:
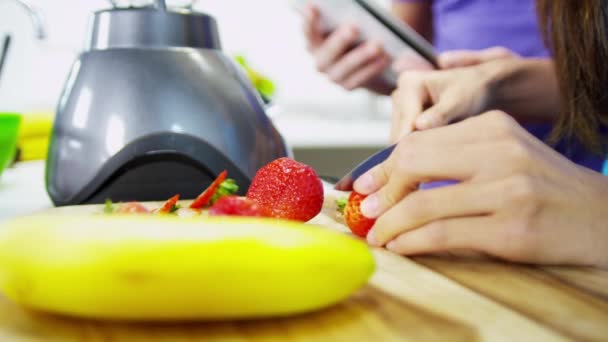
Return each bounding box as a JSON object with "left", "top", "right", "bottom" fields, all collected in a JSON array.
[{"left": 0, "top": 215, "right": 374, "bottom": 321}]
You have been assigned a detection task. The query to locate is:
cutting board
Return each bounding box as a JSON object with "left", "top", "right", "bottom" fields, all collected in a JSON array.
[{"left": 1, "top": 194, "right": 608, "bottom": 341}]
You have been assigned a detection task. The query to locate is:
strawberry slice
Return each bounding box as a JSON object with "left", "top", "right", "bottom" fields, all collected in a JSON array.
[
  {"left": 158, "top": 194, "right": 180, "bottom": 214},
  {"left": 115, "top": 202, "right": 150, "bottom": 214},
  {"left": 190, "top": 170, "right": 228, "bottom": 209},
  {"left": 209, "top": 196, "right": 267, "bottom": 217}
]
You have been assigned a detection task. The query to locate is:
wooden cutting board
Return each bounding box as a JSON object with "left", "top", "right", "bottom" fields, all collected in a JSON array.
[{"left": 1, "top": 195, "right": 608, "bottom": 341}]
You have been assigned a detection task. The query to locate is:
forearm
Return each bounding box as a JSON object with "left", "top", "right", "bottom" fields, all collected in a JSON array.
[{"left": 484, "top": 58, "right": 561, "bottom": 124}]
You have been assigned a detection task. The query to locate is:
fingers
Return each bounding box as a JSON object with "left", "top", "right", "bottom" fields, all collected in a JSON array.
[
  {"left": 342, "top": 54, "right": 389, "bottom": 90},
  {"left": 439, "top": 47, "right": 519, "bottom": 69},
  {"left": 367, "top": 181, "right": 502, "bottom": 246},
  {"left": 359, "top": 144, "right": 488, "bottom": 218},
  {"left": 414, "top": 94, "right": 471, "bottom": 130},
  {"left": 390, "top": 91, "right": 404, "bottom": 143},
  {"left": 384, "top": 216, "right": 496, "bottom": 255},
  {"left": 326, "top": 42, "right": 389, "bottom": 89},
  {"left": 302, "top": 5, "right": 324, "bottom": 49},
  {"left": 354, "top": 158, "right": 394, "bottom": 195},
  {"left": 313, "top": 25, "right": 359, "bottom": 72},
  {"left": 390, "top": 72, "right": 430, "bottom": 141},
  {"left": 355, "top": 111, "right": 524, "bottom": 197}
]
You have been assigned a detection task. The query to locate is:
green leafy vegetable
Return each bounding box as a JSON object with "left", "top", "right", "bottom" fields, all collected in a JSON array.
[
  {"left": 104, "top": 199, "right": 115, "bottom": 214},
  {"left": 336, "top": 198, "right": 348, "bottom": 214},
  {"left": 210, "top": 179, "right": 239, "bottom": 205},
  {"left": 169, "top": 204, "right": 181, "bottom": 214}
]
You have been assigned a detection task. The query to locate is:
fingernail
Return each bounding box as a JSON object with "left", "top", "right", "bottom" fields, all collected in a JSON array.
[
  {"left": 353, "top": 173, "right": 375, "bottom": 194},
  {"left": 386, "top": 241, "right": 397, "bottom": 251},
  {"left": 360, "top": 195, "right": 379, "bottom": 218}
]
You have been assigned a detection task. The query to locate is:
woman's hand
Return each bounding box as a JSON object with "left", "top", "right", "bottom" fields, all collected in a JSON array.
[
  {"left": 390, "top": 48, "right": 520, "bottom": 142},
  {"left": 354, "top": 111, "right": 608, "bottom": 268},
  {"left": 390, "top": 60, "right": 498, "bottom": 142},
  {"left": 303, "top": 5, "right": 393, "bottom": 94},
  {"left": 390, "top": 55, "right": 559, "bottom": 142}
]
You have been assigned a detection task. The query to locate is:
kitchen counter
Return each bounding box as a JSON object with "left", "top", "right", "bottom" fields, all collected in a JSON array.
[
  {"left": 0, "top": 161, "right": 52, "bottom": 221},
  {"left": 0, "top": 112, "right": 391, "bottom": 220},
  {"left": 0, "top": 243, "right": 607, "bottom": 340},
  {"left": 1, "top": 162, "right": 608, "bottom": 341},
  {"left": 1, "top": 191, "right": 608, "bottom": 340}
]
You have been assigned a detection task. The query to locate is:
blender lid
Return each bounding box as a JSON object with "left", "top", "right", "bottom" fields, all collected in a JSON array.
[{"left": 86, "top": 4, "right": 221, "bottom": 50}]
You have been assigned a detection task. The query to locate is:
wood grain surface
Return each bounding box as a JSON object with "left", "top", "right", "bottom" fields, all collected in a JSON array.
[{"left": 0, "top": 201, "right": 606, "bottom": 341}]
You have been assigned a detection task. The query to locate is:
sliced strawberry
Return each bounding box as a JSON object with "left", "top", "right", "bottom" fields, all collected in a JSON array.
[
  {"left": 209, "top": 196, "right": 267, "bottom": 217},
  {"left": 115, "top": 202, "right": 150, "bottom": 214},
  {"left": 158, "top": 194, "right": 180, "bottom": 214},
  {"left": 190, "top": 170, "right": 228, "bottom": 209},
  {"left": 344, "top": 191, "right": 376, "bottom": 238}
]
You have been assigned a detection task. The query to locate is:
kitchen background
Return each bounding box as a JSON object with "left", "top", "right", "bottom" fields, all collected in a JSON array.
[{"left": 0, "top": 0, "right": 393, "bottom": 177}]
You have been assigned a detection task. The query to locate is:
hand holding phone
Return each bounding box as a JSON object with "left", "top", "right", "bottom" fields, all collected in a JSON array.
[{"left": 294, "top": 0, "right": 437, "bottom": 92}]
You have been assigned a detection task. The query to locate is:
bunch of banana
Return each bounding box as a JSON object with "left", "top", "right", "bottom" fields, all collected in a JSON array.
[
  {"left": 0, "top": 215, "right": 374, "bottom": 321},
  {"left": 17, "top": 111, "right": 54, "bottom": 161}
]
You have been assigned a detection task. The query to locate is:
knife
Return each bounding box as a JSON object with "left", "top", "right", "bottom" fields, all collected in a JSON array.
[
  {"left": 334, "top": 145, "right": 396, "bottom": 191},
  {"left": 334, "top": 144, "right": 459, "bottom": 191}
]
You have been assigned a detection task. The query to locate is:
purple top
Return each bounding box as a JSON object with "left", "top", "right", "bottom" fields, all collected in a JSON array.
[
  {"left": 396, "top": 0, "right": 549, "bottom": 57},
  {"left": 393, "top": 0, "right": 606, "bottom": 172}
]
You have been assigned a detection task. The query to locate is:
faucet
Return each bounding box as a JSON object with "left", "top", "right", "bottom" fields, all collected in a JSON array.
[
  {"left": 0, "top": 0, "right": 46, "bottom": 84},
  {"left": 5, "top": 0, "right": 47, "bottom": 39}
]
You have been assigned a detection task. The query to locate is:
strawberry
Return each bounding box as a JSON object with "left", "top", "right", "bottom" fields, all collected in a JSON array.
[
  {"left": 209, "top": 196, "right": 267, "bottom": 217},
  {"left": 246, "top": 158, "right": 323, "bottom": 222},
  {"left": 190, "top": 170, "right": 228, "bottom": 209},
  {"left": 157, "top": 194, "right": 180, "bottom": 214},
  {"left": 340, "top": 191, "right": 376, "bottom": 238}
]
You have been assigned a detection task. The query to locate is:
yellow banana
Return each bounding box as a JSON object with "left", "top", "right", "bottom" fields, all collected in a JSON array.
[
  {"left": 17, "top": 111, "right": 54, "bottom": 139},
  {"left": 0, "top": 215, "right": 374, "bottom": 321},
  {"left": 17, "top": 136, "right": 49, "bottom": 161}
]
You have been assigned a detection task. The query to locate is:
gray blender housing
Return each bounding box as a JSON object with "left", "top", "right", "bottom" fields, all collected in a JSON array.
[{"left": 46, "top": 3, "right": 289, "bottom": 206}]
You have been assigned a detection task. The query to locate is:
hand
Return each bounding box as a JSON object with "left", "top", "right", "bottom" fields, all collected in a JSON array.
[
  {"left": 354, "top": 111, "right": 608, "bottom": 268},
  {"left": 390, "top": 47, "right": 520, "bottom": 142},
  {"left": 303, "top": 5, "right": 393, "bottom": 94}
]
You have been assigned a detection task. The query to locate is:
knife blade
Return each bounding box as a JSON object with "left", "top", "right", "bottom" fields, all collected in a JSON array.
[
  {"left": 334, "top": 144, "right": 461, "bottom": 191},
  {"left": 334, "top": 145, "right": 396, "bottom": 191}
]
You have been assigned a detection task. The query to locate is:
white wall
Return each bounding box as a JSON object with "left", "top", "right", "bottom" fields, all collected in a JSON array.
[{"left": 0, "top": 0, "right": 389, "bottom": 117}]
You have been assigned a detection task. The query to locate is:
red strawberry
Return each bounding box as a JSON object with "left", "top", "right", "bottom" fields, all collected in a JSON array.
[
  {"left": 343, "top": 191, "right": 376, "bottom": 238},
  {"left": 190, "top": 170, "right": 228, "bottom": 209},
  {"left": 157, "top": 194, "right": 180, "bottom": 214},
  {"left": 246, "top": 158, "right": 323, "bottom": 222},
  {"left": 209, "top": 196, "right": 267, "bottom": 217}
]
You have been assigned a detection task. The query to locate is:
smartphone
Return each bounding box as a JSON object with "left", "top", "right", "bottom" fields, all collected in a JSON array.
[{"left": 290, "top": 0, "right": 438, "bottom": 86}]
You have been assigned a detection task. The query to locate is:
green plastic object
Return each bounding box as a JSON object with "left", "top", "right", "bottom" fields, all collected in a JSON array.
[{"left": 0, "top": 112, "right": 21, "bottom": 178}]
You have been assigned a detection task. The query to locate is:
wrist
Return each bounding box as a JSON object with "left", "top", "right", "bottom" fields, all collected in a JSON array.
[
  {"left": 482, "top": 58, "right": 560, "bottom": 122},
  {"left": 479, "top": 58, "right": 524, "bottom": 111}
]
